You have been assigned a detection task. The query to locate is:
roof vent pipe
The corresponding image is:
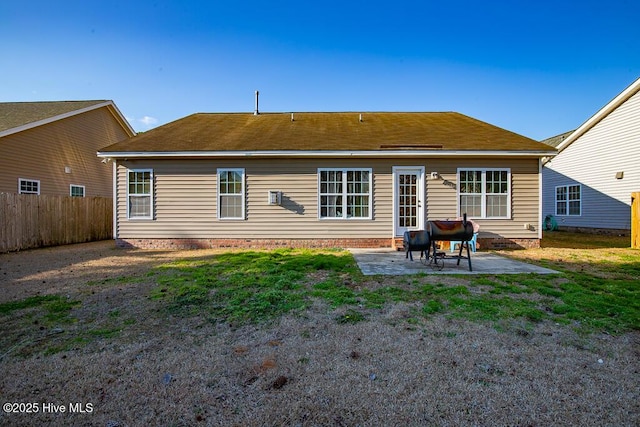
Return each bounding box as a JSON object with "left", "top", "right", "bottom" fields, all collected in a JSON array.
[
  {"left": 359, "top": 113, "right": 363, "bottom": 122},
  {"left": 254, "top": 90, "right": 259, "bottom": 115}
]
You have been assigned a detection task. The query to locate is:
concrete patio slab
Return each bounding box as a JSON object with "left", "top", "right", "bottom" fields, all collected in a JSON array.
[{"left": 348, "top": 248, "right": 558, "bottom": 275}]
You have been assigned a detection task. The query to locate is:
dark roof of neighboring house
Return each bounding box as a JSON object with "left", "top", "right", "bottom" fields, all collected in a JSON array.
[
  {"left": 99, "top": 112, "right": 554, "bottom": 154},
  {"left": 540, "top": 130, "right": 575, "bottom": 148},
  {"left": 0, "top": 100, "right": 109, "bottom": 133}
]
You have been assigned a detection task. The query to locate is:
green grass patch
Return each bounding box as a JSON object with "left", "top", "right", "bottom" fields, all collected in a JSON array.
[
  {"left": 147, "top": 244, "right": 639, "bottom": 334},
  {"left": 359, "top": 286, "right": 414, "bottom": 308},
  {"left": 548, "top": 273, "right": 640, "bottom": 333},
  {"left": 152, "top": 249, "right": 359, "bottom": 324},
  {"left": 422, "top": 299, "right": 445, "bottom": 316},
  {"left": 0, "top": 295, "right": 90, "bottom": 358},
  {"left": 408, "top": 269, "right": 639, "bottom": 333},
  {"left": 5, "top": 234, "right": 638, "bottom": 359},
  {"left": 0, "top": 295, "right": 79, "bottom": 325},
  {"left": 336, "top": 308, "right": 366, "bottom": 324},
  {"left": 419, "top": 283, "right": 470, "bottom": 297},
  {"left": 311, "top": 279, "right": 358, "bottom": 307},
  {"left": 445, "top": 295, "right": 546, "bottom": 323},
  {"left": 0, "top": 295, "right": 62, "bottom": 314}
]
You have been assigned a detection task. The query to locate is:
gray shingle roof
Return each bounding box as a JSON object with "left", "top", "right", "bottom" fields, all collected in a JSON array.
[
  {"left": 540, "top": 130, "right": 574, "bottom": 148},
  {"left": 0, "top": 100, "right": 108, "bottom": 133},
  {"left": 100, "top": 112, "right": 554, "bottom": 154}
]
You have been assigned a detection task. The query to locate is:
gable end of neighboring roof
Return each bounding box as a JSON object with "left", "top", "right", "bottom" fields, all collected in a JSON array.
[
  {"left": 543, "top": 77, "right": 640, "bottom": 164},
  {"left": 0, "top": 100, "right": 136, "bottom": 138},
  {"left": 540, "top": 130, "right": 574, "bottom": 148}
]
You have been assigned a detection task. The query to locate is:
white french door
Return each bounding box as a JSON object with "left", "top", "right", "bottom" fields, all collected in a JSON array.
[{"left": 393, "top": 166, "right": 425, "bottom": 236}]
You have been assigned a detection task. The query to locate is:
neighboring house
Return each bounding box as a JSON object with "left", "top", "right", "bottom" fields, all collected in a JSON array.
[
  {"left": 0, "top": 100, "right": 135, "bottom": 197},
  {"left": 97, "top": 111, "right": 555, "bottom": 250},
  {"left": 542, "top": 77, "right": 640, "bottom": 234}
]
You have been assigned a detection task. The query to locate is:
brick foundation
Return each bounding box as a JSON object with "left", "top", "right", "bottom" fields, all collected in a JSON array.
[
  {"left": 116, "top": 238, "right": 393, "bottom": 250},
  {"left": 396, "top": 237, "right": 540, "bottom": 251},
  {"left": 477, "top": 238, "right": 540, "bottom": 250},
  {"left": 116, "top": 237, "right": 539, "bottom": 250}
]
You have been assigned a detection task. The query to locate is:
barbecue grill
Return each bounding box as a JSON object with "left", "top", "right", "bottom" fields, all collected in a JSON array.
[
  {"left": 403, "top": 214, "right": 477, "bottom": 271},
  {"left": 403, "top": 230, "right": 431, "bottom": 261},
  {"left": 426, "top": 214, "right": 475, "bottom": 271}
]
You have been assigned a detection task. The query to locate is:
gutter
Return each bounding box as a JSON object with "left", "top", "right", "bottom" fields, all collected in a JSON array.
[{"left": 97, "top": 150, "right": 557, "bottom": 159}]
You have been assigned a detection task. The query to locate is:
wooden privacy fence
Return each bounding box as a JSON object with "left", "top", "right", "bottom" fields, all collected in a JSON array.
[
  {"left": 633, "top": 192, "right": 640, "bottom": 249},
  {"left": 0, "top": 193, "right": 112, "bottom": 252}
]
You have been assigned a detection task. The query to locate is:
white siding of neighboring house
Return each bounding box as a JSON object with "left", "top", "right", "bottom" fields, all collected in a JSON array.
[{"left": 542, "top": 88, "right": 640, "bottom": 231}]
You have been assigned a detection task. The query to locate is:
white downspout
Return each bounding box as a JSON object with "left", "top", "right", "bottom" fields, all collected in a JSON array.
[
  {"left": 112, "top": 160, "right": 117, "bottom": 240},
  {"left": 538, "top": 158, "right": 543, "bottom": 241}
]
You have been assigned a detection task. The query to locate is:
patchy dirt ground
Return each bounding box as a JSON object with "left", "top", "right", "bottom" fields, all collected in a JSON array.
[{"left": 0, "top": 241, "right": 638, "bottom": 426}]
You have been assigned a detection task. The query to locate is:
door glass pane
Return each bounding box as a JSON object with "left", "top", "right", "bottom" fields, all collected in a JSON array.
[{"left": 398, "top": 173, "right": 419, "bottom": 229}]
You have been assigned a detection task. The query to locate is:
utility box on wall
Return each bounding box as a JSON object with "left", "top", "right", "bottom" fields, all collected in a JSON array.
[{"left": 268, "top": 190, "right": 282, "bottom": 206}]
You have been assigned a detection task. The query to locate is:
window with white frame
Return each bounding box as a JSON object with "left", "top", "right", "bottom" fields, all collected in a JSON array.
[
  {"left": 458, "top": 168, "right": 510, "bottom": 218},
  {"left": 70, "top": 185, "right": 85, "bottom": 197},
  {"left": 18, "top": 178, "right": 40, "bottom": 194},
  {"left": 218, "top": 168, "right": 245, "bottom": 219},
  {"left": 318, "top": 168, "right": 372, "bottom": 219},
  {"left": 127, "top": 169, "right": 153, "bottom": 219},
  {"left": 555, "top": 184, "right": 581, "bottom": 216}
]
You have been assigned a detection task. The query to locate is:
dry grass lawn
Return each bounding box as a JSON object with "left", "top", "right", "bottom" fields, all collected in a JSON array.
[{"left": 0, "top": 233, "right": 638, "bottom": 426}]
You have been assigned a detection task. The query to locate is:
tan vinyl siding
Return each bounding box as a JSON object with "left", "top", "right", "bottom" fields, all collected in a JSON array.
[
  {"left": 116, "top": 157, "right": 540, "bottom": 240},
  {"left": 0, "top": 107, "right": 129, "bottom": 197},
  {"left": 117, "top": 159, "right": 391, "bottom": 239},
  {"left": 424, "top": 158, "right": 539, "bottom": 238}
]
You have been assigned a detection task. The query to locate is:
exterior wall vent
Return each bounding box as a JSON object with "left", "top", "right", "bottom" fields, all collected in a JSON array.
[{"left": 268, "top": 190, "right": 282, "bottom": 205}]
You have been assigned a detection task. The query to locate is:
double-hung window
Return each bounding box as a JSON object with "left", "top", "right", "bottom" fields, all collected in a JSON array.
[
  {"left": 18, "top": 178, "right": 40, "bottom": 194},
  {"left": 70, "top": 185, "right": 85, "bottom": 197},
  {"left": 218, "top": 168, "right": 245, "bottom": 219},
  {"left": 458, "top": 168, "right": 510, "bottom": 219},
  {"left": 318, "top": 168, "right": 372, "bottom": 219},
  {"left": 555, "top": 184, "right": 581, "bottom": 216},
  {"left": 127, "top": 169, "right": 153, "bottom": 219}
]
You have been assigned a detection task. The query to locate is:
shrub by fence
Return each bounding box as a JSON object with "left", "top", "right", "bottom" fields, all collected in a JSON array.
[{"left": 0, "top": 193, "right": 112, "bottom": 252}]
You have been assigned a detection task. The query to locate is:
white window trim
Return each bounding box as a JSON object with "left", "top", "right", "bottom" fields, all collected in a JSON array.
[
  {"left": 126, "top": 169, "right": 154, "bottom": 220},
  {"left": 70, "top": 184, "right": 86, "bottom": 197},
  {"left": 18, "top": 178, "right": 40, "bottom": 195},
  {"left": 555, "top": 184, "right": 581, "bottom": 216},
  {"left": 457, "top": 168, "right": 511, "bottom": 219},
  {"left": 317, "top": 168, "right": 373, "bottom": 220},
  {"left": 217, "top": 168, "right": 246, "bottom": 220}
]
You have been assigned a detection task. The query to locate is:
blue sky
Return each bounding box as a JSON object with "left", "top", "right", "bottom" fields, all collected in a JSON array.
[{"left": 2, "top": 0, "right": 639, "bottom": 140}]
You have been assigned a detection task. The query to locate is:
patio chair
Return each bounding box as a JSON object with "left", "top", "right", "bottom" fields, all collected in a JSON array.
[{"left": 450, "top": 232, "right": 478, "bottom": 253}]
